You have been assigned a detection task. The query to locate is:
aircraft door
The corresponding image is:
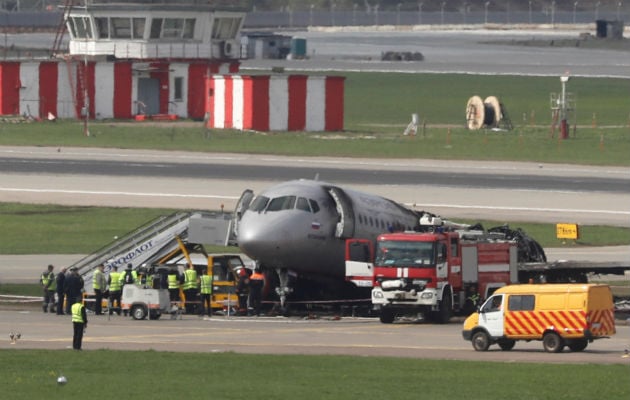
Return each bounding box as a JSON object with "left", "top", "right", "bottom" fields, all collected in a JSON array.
[
  {"left": 479, "top": 294, "right": 505, "bottom": 337},
  {"left": 327, "top": 186, "right": 355, "bottom": 239},
  {"left": 137, "top": 78, "right": 160, "bottom": 115},
  {"left": 345, "top": 239, "right": 374, "bottom": 288},
  {"left": 231, "top": 189, "right": 254, "bottom": 239}
]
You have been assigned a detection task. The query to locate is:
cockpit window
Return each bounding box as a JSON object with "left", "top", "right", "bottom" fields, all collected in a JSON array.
[
  {"left": 309, "top": 199, "right": 320, "bottom": 213},
  {"left": 266, "top": 196, "right": 296, "bottom": 212},
  {"left": 249, "top": 196, "right": 269, "bottom": 212},
  {"left": 296, "top": 197, "right": 311, "bottom": 212}
]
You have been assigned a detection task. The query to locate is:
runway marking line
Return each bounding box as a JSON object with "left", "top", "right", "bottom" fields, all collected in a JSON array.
[
  {"left": 1, "top": 188, "right": 627, "bottom": 216},
  {"left": 0, "top": 187, "right": 239, "bottom": 200}
]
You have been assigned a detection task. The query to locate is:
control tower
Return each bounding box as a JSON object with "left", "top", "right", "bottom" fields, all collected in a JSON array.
[{"left": 62, "top": 0, "right": 249, "bottom": 60}]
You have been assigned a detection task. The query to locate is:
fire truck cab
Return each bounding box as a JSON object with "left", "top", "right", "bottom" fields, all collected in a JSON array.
[{"left": 346, "top": 229, "right": 518, "bottom": 324}]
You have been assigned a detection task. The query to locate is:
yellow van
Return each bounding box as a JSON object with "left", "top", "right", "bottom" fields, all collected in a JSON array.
[{"left": 462, "top": 284, "right": 616, "bottom": 353}]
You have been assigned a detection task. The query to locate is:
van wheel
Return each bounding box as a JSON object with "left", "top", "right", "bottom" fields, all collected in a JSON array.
[
  {"left": 542, "top": 332, "right": 564, "bottom": 353},
  {"left": 567, "top": 339, "right": 588, "bottom": 352},
  {"left": 498, "top": 339, "right": 516, "bottom": 351},
  {"left": 379, "top": 308, "right": 395, "bottom": 324},
  {"left": 472, "top": 331, "right": 490, "bottom": 351},
  {"left": 131, "top": 305, "right": 147, "bottom": 320}
]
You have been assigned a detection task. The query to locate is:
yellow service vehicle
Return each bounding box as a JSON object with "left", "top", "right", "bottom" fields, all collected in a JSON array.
[
  {"left": 206, "top": 253, "right": 251, "bottom": 310},
  {"left": 462, "top": 284, "right": 616, "bottom": 353},
  {"left": 161, "top": 252, "right": 251, "bottom": 311}
]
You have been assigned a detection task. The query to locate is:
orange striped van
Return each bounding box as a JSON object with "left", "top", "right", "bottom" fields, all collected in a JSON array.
[{"left": 462, "top": 284, "right": 616, "bottom": 353}]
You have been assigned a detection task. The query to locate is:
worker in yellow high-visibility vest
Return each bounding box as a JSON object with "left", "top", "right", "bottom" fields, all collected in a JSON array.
[
  {"left": 199, "top": 269, "right": 213, "bottom": 318},
  {"left": 40, "top": 264, "right": 56, "bottom": 313},
  {"left": 183, "top": 265, "right": 198, "bottom": 314},
  {"left": 108, "top": 266, "right": 122, "bottom": 316},
  {"left": 93, "top": 264, "right": 106, "bottom": 315},
  {"left": 71, "top": 300, "right": 87, "bottom": 350},
  {"left": 167, "top": 270, "right": 181, "bottom": 302}
]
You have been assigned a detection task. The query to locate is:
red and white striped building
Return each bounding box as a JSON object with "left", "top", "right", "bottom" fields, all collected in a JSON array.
[
  {"left": 0, "top": 60, "right": 237, "bottom": 120},
  {"left": 206, "top": 74, "right": 345, "bottom": 132},
  {"left": 0, "top": 1, "right": 345, "bottom": 132}
]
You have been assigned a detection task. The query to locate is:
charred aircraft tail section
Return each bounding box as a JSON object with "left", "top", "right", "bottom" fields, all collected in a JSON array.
[{"left": 487, "top": 224, "right": 547, "bottom": 263}]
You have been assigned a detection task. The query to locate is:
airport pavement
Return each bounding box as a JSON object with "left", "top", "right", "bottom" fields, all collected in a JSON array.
[
  {"left": 240, "top": 28, "right": 630, "bottom": 78},
  {"left": 1, "top": 246, "right": 629, "bottom": 285},
  {"left": 0, "top": 310, "right": 629, "bottom": 364},
  {"left": 9, "top": 29, "right": 630, "bottom": 78},
  {"left": 1, "top": 147, "right": 629, "bottom": 228}
]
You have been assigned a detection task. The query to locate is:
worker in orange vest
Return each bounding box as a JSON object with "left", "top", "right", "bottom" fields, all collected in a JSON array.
[{"left": 248, "top": 267, "right": 265, "bottom": 316}]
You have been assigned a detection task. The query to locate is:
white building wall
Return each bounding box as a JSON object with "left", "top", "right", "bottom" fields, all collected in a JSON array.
[
  {"left": 269, "top": 76, "right": 288, "bottom": 131},
  {"left": 213, "top": 78, "right": 226, "bottom": 129},
  {"left": 94, "top": 63, "right": 114, "bottom": 119},
  {"left": 231, "top": 76, "right": 244, "bottom": 130},
  {"left": 130, "top": 64, "right": 142, "bottom": 116},
  {"left": 169, "top": 63, "right": 189, "bottom": 118},
  {"left": 305, "top": 76, "right": 325, "bottom": 132},
  {"left": 19, "top": 63, "right": 39, "bottom": 118},
  {"left": 57, "top": 62, "right": 75, "bottom": 119}
]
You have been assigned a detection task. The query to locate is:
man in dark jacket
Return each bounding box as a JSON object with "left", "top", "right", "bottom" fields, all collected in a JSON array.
[
  {"left": 55, "top": 267, "right": 67, "bottom": 315},
  {"left": 235, "top": 268, "right": 249, "bottom": 316},
  {"left": 64, "top": 268, "right": 84, "bottom": 315}
]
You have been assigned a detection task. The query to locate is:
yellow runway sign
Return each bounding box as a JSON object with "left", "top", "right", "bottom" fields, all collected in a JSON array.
[{"left": 556, "top": 223, "right": 579, "bottom": 240}]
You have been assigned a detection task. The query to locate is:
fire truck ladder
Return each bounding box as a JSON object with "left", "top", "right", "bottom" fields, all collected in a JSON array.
[
  {"left": 73, "top": 211, "right": 195, "bottom": 292},
  {"left": 51, "top": 0, "right": 74, "bottom": 58}
]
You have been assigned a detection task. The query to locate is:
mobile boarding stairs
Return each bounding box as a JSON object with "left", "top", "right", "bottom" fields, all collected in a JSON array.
[{"left": 71, "top": 211, "right": 233, "bottom": 293}]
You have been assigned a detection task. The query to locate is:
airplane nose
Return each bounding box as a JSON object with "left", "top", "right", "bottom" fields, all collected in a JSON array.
[{"left": 237, "top": 214, "right": 284, "bottom": 259}]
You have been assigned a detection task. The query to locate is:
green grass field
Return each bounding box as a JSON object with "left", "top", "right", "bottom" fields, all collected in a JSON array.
[
  {"left": 0, "top": 203, "right": 628, "bottom": 255},
  {"left": 342, "top": 73, "right": 630, "bottom": 129},
  {"left": 0, "top": 73, "right": 628, "bottom": 165},
  {"left": 0, "top": 350, "right": 628, "bottom": 400}
]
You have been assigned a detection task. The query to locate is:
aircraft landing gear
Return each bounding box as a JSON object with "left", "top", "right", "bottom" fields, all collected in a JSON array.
[{"left": 275, "top": 268, "right": 293, "bottom": 315}]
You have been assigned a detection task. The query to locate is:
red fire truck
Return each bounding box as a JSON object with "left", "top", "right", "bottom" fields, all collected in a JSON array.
[{"left": 345, "top": 229, "right": 518, "bottom": 324}]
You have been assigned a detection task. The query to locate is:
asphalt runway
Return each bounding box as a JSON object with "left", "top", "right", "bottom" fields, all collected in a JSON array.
[
  {"left": 1, "top": 146, "right": 628, "bottom": 228},
  {"left": 241, "top": 28, "right": 630, "bottom": 78},
  {"left": 1, "top": 310, "right": 629, "bottom": 365},
  {"left": 0, "top": 145, "right": 628, "bottom": 284}
]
